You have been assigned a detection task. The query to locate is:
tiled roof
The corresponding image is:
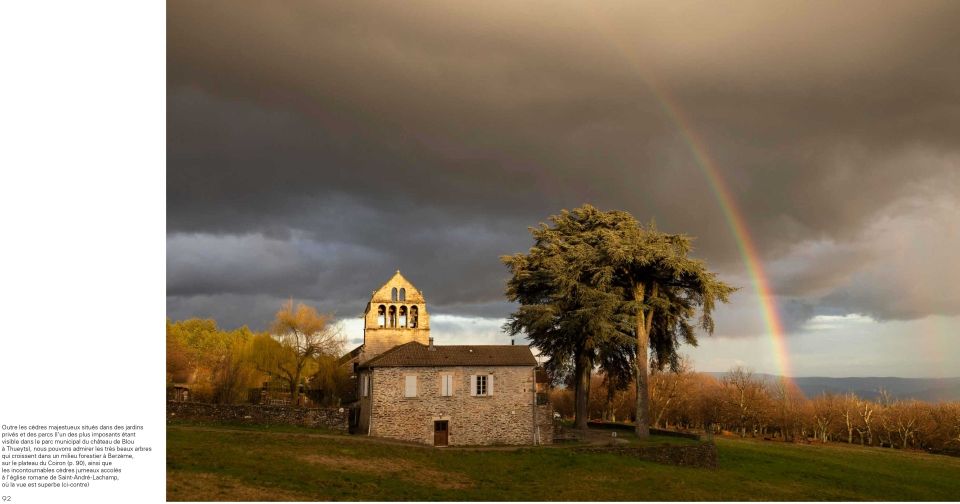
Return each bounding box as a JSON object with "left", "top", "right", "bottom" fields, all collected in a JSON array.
[{"left": 360, "top": 342, "right": 537, "bottom": 368}]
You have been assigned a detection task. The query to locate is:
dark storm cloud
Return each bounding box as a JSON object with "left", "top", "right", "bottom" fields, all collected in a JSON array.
[
  {"left": 167, "top": 0, "right": 960, "bottom": 330},
  {"left": 818, "top": 195, "right": 960, "bottom": 321}
]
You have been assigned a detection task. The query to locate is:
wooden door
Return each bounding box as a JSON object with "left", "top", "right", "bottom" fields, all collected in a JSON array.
[{"left": 434, "top": 420, "right": 448, "bottom": 446}]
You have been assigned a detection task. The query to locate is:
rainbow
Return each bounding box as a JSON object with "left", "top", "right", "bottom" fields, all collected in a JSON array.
[
  {"left": 582, "top": 11, "right": 795, "bottom": 380},
  {"left": 646, "top": 80, "right": 794, "bottom": 381}
]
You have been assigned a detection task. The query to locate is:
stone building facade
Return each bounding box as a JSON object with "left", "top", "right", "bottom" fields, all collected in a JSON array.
[
  {"left": 357, "top": 344, "right": 548, "bottom": 445},
  {"left": 344, "top": 272, "right": 551, "bottom": 446}
]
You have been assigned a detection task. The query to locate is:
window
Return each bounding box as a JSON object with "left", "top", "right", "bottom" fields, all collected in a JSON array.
[
  {"left": 410, "top": 306, "right": 418, "bottom": 328},
  {"left": 399, "top": 305, "right": 407, "bottom": 327},
  {"left": 440, "top": 374, "right": 453, "bottom": 396},
  {"left": 470, "top": 374, "right": 494, "bottom": 396},
  {"left": 377, "top": 305, "right": 386, "bottom": 328},
  {"left": 399, "top": 288, "right": 406, "bottom": 301},
  {"left": 388, "top": 305, "right": 397, "bottom": 327},
  {"left": 391, "top": 287, "right": 398, "bottom": 302},
  {"left": 404, "top": 375, "right": 417, "bottom": 397},
  {"left": 361, "top": 375, "right": 369, "bottom": 397}
]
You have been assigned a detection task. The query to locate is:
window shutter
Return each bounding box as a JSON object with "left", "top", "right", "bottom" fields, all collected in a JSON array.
[
  {"left": 469, "top": 375, "right": 477, "bottom": 396},
  {"left": 405, "top": 375, "right": 417, "bottom": 397},
  {"left": 488, "top": 374, "right": 494, "bottom": 396}
]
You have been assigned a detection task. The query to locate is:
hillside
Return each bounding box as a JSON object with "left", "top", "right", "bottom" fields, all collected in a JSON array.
[{"left": 706, "top": 373, "right": 960, "bottom": 402}]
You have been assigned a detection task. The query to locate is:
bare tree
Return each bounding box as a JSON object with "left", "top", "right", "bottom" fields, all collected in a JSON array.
[
  {"left": 812, "top": 394, "right": 838, "bottom": 442},
  {"left": 544, "top": 361, "right": 960, "bottom": 454},
  {"left": 886, "top": 400, "right": 924, "bottom": 449},
  {"left": 692, "top": 373, "right": 724, "bottom": 435},
  {"left": 855, "top": 397, "right": 875, "bottom": 445},
  {"left": 721, "top": 366, "right": 767, "bottom": 437},
  {"left": 650, "top": 357, "right": 693, "bottom": 428},
  {"left": 770, "top": 378, "right": 805, "bottom": 441},
  {"left": 877, "top": 387, "right": 894, "bottom": 406},
  {"left": 838, "top": 393, "right": 858, "bottom": 444}
]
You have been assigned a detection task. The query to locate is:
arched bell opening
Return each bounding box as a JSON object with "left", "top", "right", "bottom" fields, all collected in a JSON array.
[
  {"left": 410, "top": 305, "right": 419, "bottom": 328},
  {"left": 377, "top": 305, "right": 386, "bottom": 328}
]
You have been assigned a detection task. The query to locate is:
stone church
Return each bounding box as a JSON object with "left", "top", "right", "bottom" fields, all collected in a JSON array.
[{"left": 341, "top": 271, "right": 552, "bottom": 446}]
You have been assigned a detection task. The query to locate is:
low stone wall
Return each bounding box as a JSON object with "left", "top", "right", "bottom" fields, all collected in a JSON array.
[
  {"left": 587, "top": 421, "right": 702, "bottom": 441},
  {"left": 575, "top": 442, "right": 718, "bottom": 469},
  {"left": 928, "top": 446, "right": 960, "bottom": 458},
  {"left": 167, "top": 401, "right": 348, "bottom": 431},
  {"left": 650, "top": 428, "right": 702, "bottom": 441}
]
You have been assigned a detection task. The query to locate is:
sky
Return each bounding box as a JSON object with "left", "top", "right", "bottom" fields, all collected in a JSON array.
[{"left": 167, "top": 0, "right": 960, "bottom": 378}]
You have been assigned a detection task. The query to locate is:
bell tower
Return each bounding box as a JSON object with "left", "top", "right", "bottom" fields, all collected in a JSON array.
[{"left": 361, "top": 270, "right": 430, "bottom": 360}]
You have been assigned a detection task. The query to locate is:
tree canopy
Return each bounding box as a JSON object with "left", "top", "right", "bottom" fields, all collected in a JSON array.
[
  {"left": 503, "top": 204, "right": 735, "bottom": 436},
  {"left": 168, "top": 301, "right": 351, "bottom": 407},
  {"left": 502, "top": 212, "right": 636, "bottom": 428},
  {"left": 251, "top": 300, "right": 345, "bottom": 405},
  {"left": 166, "top": 318, "right": 260, "bottom": 402}
]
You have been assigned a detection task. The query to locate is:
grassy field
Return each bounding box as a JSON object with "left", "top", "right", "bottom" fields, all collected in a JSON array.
[{"left": 167, "top": 422, "right": 960, "bottom": 501}]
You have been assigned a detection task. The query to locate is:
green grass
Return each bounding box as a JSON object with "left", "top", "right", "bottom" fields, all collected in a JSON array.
[{"left": 167, "top": 423, "right": 960, "bottom": 501}]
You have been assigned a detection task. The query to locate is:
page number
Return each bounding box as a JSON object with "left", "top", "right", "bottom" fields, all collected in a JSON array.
[{"left": 2, "top": 496, "right": 11, "bottom": 502}]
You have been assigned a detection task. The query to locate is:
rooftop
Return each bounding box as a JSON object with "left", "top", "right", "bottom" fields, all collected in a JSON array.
[{"left": 360, "top": 341, "right": 537, "bottom": 368}]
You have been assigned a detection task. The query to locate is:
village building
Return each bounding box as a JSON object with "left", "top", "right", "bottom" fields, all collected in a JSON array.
[{"left": 343, "top": 271, "right": 552, "bottom": 446}]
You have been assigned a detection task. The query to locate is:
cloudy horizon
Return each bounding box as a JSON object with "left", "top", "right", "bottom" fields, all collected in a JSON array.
[{"left": 167, "top": 0, "right": 959, "bottom": 378}]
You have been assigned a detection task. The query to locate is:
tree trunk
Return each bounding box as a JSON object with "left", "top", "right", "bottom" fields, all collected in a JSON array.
[
  {"left": 635, "top": 341, "right": 649, "bottom": 438},
  {"left": 573, "top": 350, "right": 592, "bottom": 430},
  {"left": 634, "top": 283, "right": 654, "bottom": 439},
  {"left": 290, "top": 371, "right": 300, "bottom": 407}
]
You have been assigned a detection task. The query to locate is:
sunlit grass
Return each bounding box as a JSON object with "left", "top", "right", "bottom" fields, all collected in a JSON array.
[{"left": 167, "top": 423, "right": 960, "bottom": 501}]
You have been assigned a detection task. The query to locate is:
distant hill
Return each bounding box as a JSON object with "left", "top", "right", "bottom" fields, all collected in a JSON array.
[{"left": 705, "top": 372, "right": 960, "bottom": 402}]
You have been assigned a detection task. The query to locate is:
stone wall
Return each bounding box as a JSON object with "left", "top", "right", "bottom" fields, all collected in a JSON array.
[
  {"left": 365, "top": 365, "right": 541, "bottom": 446},
  {"left": 575, "top": 442, "right": 718, "bottom": 469},
  {"left": 588, "top": 421, "right": 702, "bottom": 441},
  {"left": 361, "top": 327, "right": 430, "bottom": 360},
  {"left": 167, "top": 401, "right": 348, "bottom": 431},
  {"left": 535, "top": 403, "right": 554, "bottom": 444}
]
